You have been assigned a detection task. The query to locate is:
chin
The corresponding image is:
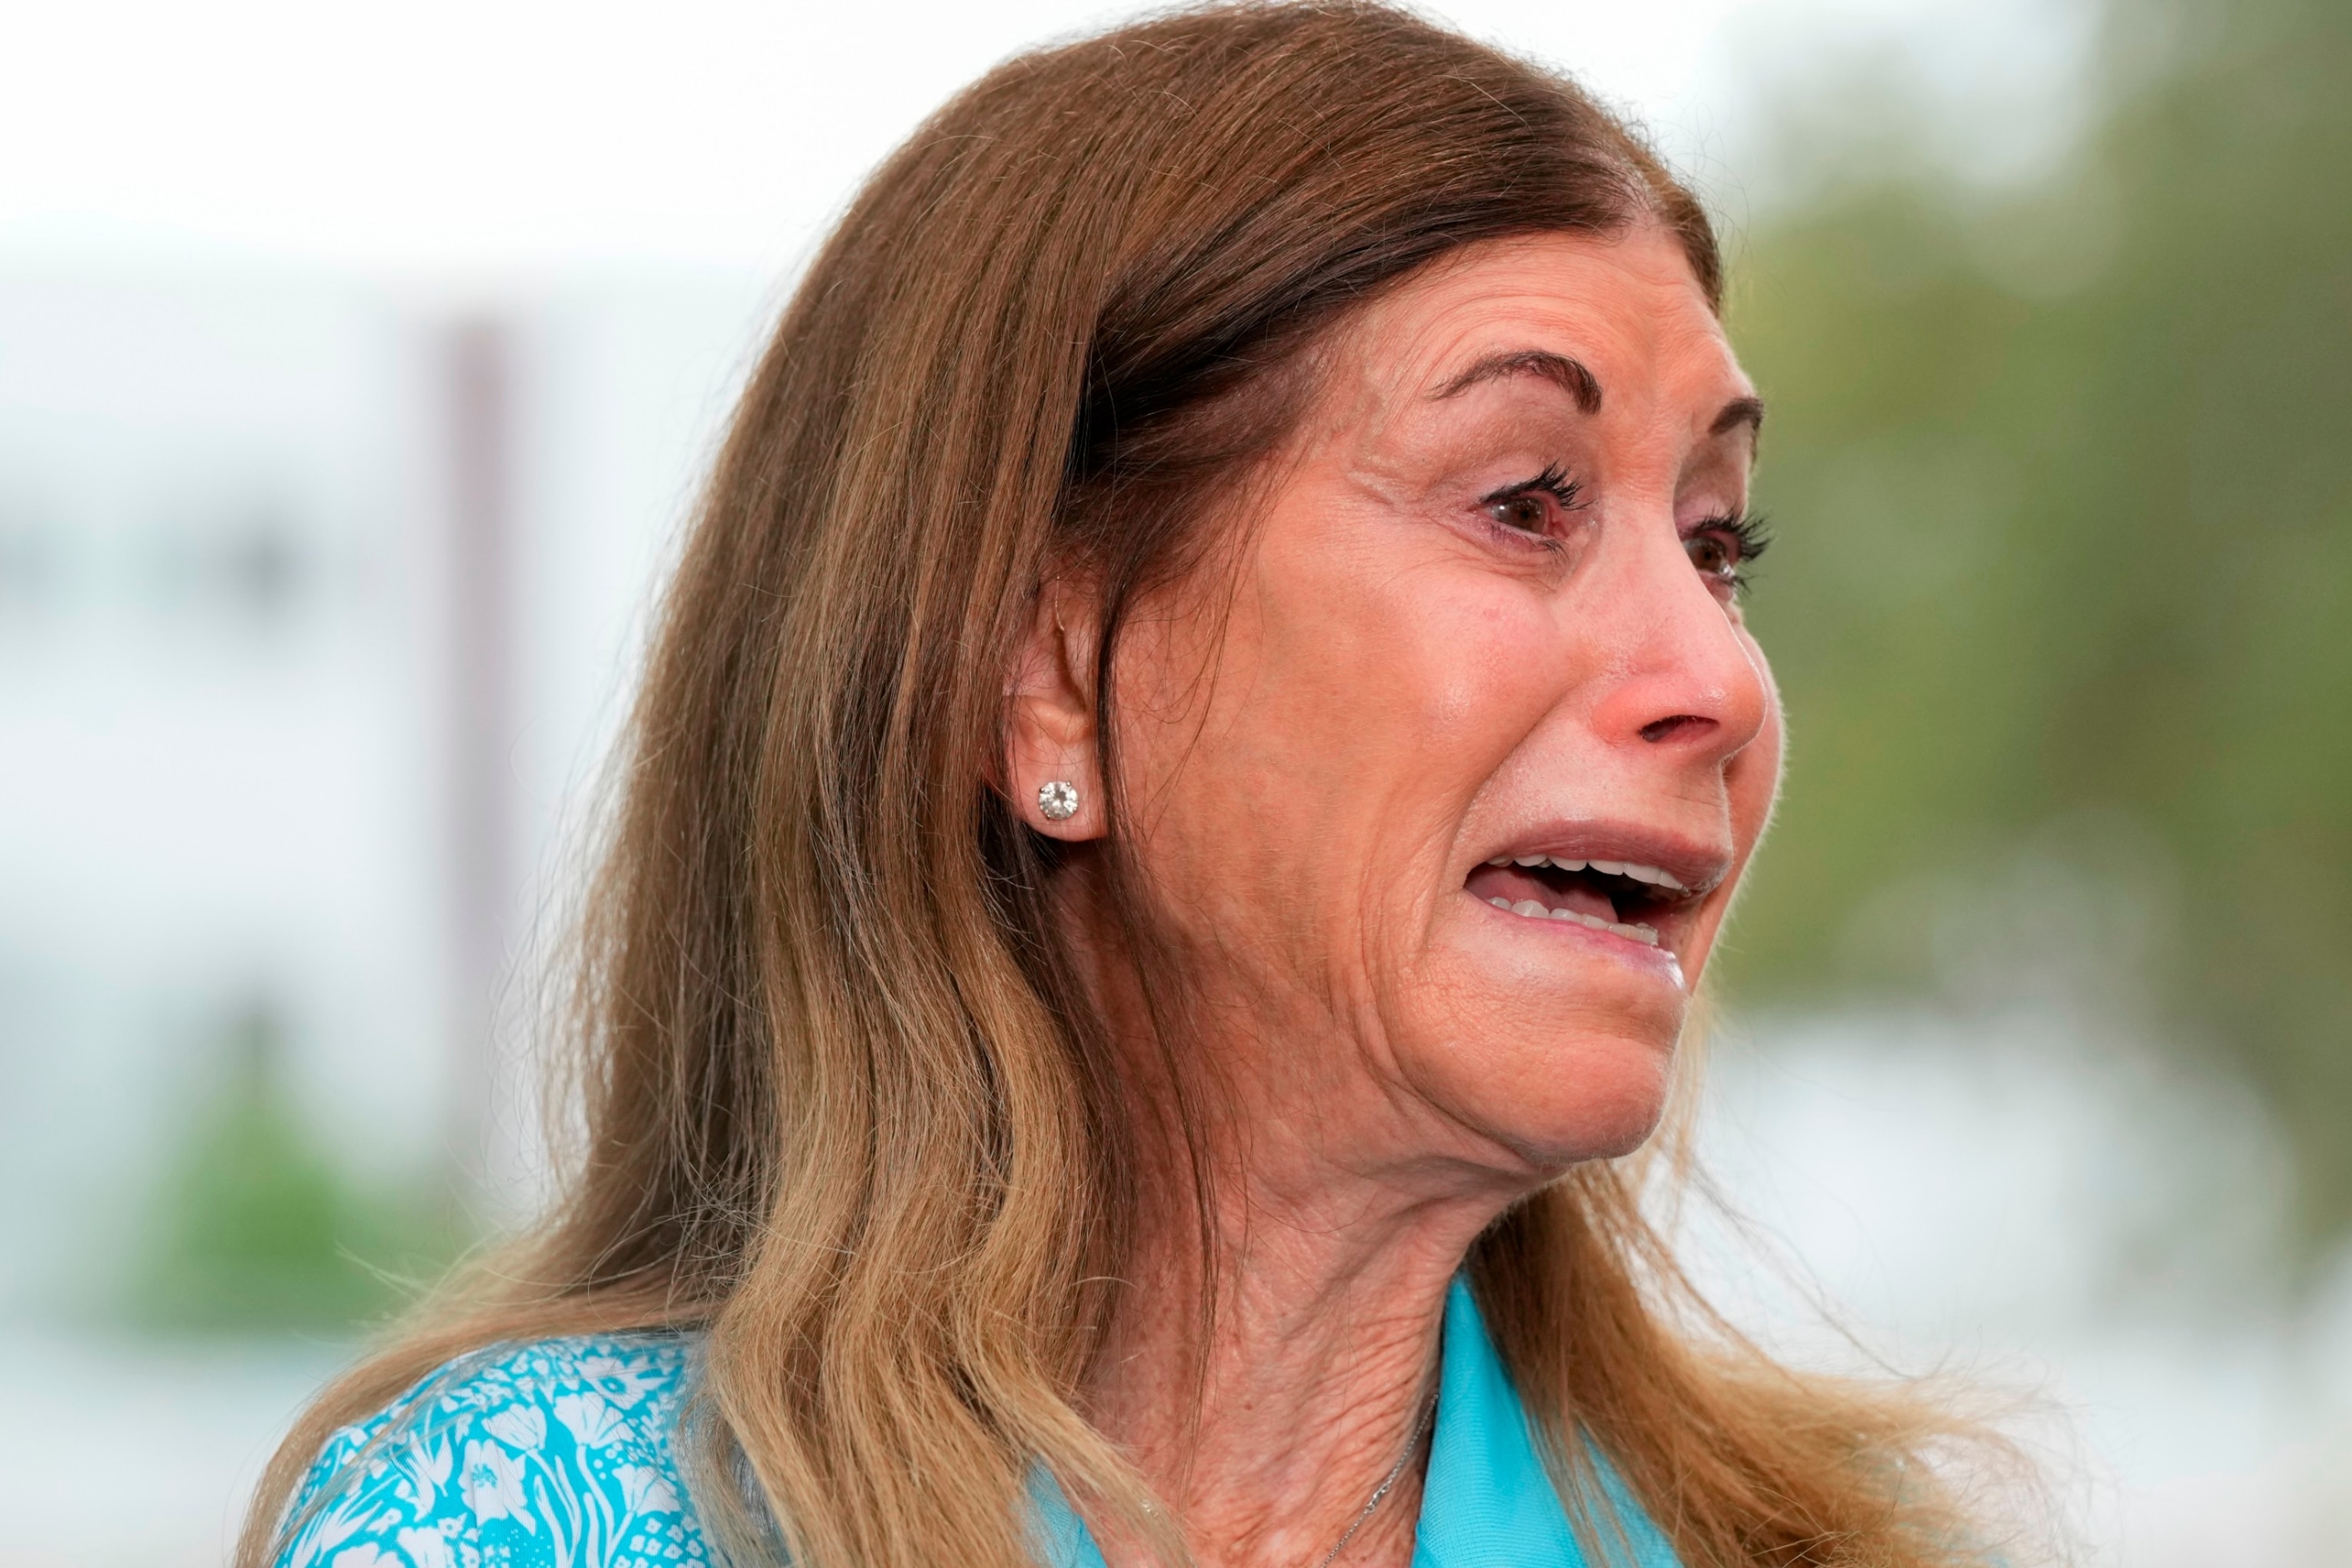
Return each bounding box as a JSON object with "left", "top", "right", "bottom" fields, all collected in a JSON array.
[
  {"left": 1517, "top": 1035, "right": 1677, "bottom": 1165},
  {"left": 1411, "top": 1010, "right": 1682, "bottom": 1172},
  {"left": 1401, "top": 880, "right": 1707, "bottom": 1168}
]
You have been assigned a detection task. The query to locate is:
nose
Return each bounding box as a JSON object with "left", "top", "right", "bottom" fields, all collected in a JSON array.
[{"left": 1584, "top": 525, "right": 1771, "bottom": 769}]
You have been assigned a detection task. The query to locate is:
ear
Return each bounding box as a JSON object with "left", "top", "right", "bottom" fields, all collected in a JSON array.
[{"left": 1007, "top": 578, "right": 1108, "bottom": 840}]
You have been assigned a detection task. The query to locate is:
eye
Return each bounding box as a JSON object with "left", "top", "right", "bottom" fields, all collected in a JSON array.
[
  {"left": 1687, "top": 533, "right": 1735, "bottom": 575},
  {"left": 1478, "top": 464, "right": 1585, "bottom": 541},
  {"left": 1684, "top": 510, "right": 1772, "bottom": 593},
  {"left": 1487, "top": 492, "right": 1553, "bottom": 533}
]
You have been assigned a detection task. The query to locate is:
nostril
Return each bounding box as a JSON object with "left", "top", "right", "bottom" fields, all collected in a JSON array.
[{"left": 1639, "top": 714, "right": 1715, "bottom": 743}]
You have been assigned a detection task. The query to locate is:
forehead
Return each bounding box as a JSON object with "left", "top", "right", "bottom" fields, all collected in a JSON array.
[{"left": 1332, "top": 225, "right": 1746, "bottom": 410}]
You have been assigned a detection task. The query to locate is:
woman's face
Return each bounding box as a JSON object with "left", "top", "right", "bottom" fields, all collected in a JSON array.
[{"left": 1040, "top": 224, "right": 1779, "bottom": 1180}]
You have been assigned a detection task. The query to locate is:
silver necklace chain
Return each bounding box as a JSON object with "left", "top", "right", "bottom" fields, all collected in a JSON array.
[{"left": 1307, "top": 1388, "right": 1439, "bottom": 1568}]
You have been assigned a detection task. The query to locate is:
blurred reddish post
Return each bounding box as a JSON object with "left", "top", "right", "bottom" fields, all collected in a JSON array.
[{"left": 442, "top": 317, "right": 518, "bottom": 1200}]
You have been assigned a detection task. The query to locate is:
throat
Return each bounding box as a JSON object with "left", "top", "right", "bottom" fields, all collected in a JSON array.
[{"left": 1077, "top": 1236, "right": 1462, "bottom": 1568}]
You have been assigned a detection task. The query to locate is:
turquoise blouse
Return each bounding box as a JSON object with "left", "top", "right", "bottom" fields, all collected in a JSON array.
[{"left": 278, "top": 1278, "right": 1676, "bottom": 1568}]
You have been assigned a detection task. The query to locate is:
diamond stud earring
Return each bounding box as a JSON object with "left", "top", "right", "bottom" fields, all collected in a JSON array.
[{"left": 1037, "top": 780, "right": 1080, "bottom": 822}]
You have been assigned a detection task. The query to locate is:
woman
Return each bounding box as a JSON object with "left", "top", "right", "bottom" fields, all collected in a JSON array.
[{"left": 248, "top": 5, "right": 2005, "bottom": 1566}]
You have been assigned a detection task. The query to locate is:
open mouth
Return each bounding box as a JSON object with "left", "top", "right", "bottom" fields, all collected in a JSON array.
[{"left": 1463, "top": 853, "right": 1698, "bottom": 948}]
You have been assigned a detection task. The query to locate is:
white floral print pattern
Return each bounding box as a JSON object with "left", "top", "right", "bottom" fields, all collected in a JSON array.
[{"left": 274, "top": 1335, "right": 714, "bottom": 1568}]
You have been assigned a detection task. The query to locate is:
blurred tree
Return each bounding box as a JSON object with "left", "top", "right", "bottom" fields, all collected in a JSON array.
[
  {"left": 1726, "top": 0, "right": 2352, "bottom": 1239},
  {"left": 132, "top": 995, "right": 462, "bottom": 1332}
]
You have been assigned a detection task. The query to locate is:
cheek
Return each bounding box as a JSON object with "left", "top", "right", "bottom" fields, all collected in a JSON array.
[
  {"left": 1679, "top": 674, "right": 1784, "bottom": 976},
  {"left": 1730, "top": 648, "right": 1785, "bottom": 851},
  {"left": 1730, "top": 701, "right": 1780, "bottom": 818},
  {"left": 1233, "top": 548, "right": 1565, "bottom": 866},
  {"left": 1114, "top": 537, "right": 1564, "bottom": 978}
]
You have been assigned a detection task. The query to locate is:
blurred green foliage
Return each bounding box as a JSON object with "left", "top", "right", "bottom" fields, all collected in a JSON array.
[
  {"left": 1728, "top": 0, "right": 2352, "bottom": 1237},
  {"left": 131, "top": 997, "right": 463, "bottom": 1333}
]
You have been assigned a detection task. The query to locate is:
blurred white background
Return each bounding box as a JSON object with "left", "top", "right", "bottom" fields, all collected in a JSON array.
[{"left": 5, "top": 2, "right": 2344, "bottom": 1565}]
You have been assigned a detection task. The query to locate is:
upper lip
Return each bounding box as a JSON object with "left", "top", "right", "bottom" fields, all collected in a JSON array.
[{"left": 1471, "top": 820, "right": 1733, "bottom": 903}]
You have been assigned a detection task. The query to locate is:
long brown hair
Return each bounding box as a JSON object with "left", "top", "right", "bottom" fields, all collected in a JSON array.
[{"left": 244, "top": 5, "right": 2009, "bottom": 1566}]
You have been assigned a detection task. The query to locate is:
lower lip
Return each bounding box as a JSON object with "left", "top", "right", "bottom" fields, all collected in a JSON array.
[{"left": 1468, "top": 891, "right": 1688, "bottom": 986}]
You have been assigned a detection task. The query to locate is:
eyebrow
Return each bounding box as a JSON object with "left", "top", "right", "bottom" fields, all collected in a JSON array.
[
  {"left": 1432, "top": 349, "right": 1602, "bottom": 414},
  {"left": 1710, "top": 396, "right": 1766, "bottom": 438}
]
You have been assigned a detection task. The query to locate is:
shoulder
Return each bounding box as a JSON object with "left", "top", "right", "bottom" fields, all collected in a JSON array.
[{"left": 273, "top": 1333, "right": 714, "bottom": 1568}]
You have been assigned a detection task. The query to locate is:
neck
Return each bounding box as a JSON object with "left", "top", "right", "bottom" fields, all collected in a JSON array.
[
  {"left": 1053, "top": 865, "right": 1552, "bottom": 1568},
  {"left": 1080, "top": 1132, "right": 1526, "bottom": 1568}
]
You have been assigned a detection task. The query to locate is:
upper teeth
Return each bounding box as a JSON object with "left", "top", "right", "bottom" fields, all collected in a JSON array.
[{"left": 1488, "top": 854, "right": 1687, "bottom": 891}]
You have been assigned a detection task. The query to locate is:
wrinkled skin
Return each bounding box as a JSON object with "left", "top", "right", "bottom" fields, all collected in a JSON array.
[{"left": 1009, "top": 224, "right": 1781, "bottom": 1568}]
